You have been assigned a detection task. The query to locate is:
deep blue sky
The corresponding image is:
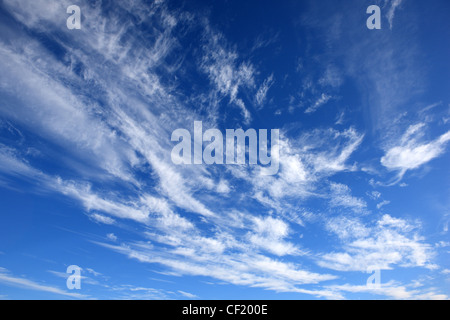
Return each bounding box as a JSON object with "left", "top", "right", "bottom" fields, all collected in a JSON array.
[{"left": 0, "top": 0, "right": 449, "bottom": 299}]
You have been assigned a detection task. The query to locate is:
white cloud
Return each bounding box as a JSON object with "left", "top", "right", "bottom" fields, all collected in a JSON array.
[
  {"left": 368, "top": 191, "right": 382, "bottom": 200},
  {"left": 377, "top": 214, "right": 416, "bottom": 232},
  {"left": 0, "top": 267, "right": 87, "bottom": 299},
  {"left": 255, "top": 74, "right": 274, "bottom": 107},
  {"left": 2, "top": 0, "right": 68, "bottom": 28},
  {"left": 0, "top": 147, "right": 199, "bottom": 228},
  {"left": 386, "top": 0, "right": 405, "bottom": 29},
  {"left": 91, "top": 214, "right": 116, "bottom": 225},
  {"left": 0, "top": 42, "right": 142, "bottom": 183},
  {"left": 318, "top": 214, "right": 435, "bottom": 272},
  {"left": 328, "top": 280, "right": 448, "bottom": 300},
  {"left": 0, "top": 0, "right": 222, "bottom": 223},
  {"left": 319, "top": 65, "right": 343, "bottom": 88},
  {"left": 305, "top": 93, "right": 333, "bottom": 114},
  {"left": 178, "top": 290, "right": 198, "bottom": 299},
  {"left": 245, "top": 127, "right": 364, "bottom": 208},
  {"left": 201, "top": 27, "right": 256, "bottom": 123},
  {"left": 94, "top": 232, "right": 337, "bottom": 298},
  {"left": 109, "top": 284, "right": 173, "bottom": 300},
  {"left": 107, "top": 233, "right": 118, "bottom": 242},
  {"left": 216, "top": 180, "right": 231, "bottom": 194},
  {"left": 58, "top": 180, "right": 151, "bottom": 224},
  {"left": 376, "top": 200, "right": 391, "bottom": 209},
  {"left": 381, "top": 123, "right": 450, "bottom": 177},
  {"left": 325, "top": 217, "right": 370, "bottom": 241},
  {"left": 248, "top": 216, "right": 299, "bottom": 256},
  {"left": 85, "top": 268, "right": 102, "bottom": 277},
  {"left": 329, "top": 183, "right": 367, "bottom": 212},
  {"left": 305, "top": 128, "right": 364, "bottom": 174}
]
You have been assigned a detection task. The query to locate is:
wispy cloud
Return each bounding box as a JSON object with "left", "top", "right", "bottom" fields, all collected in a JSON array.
[
  {"left": 90, "top": 214, "right": 116, "bottom": 225},
  {"left": 247, "top": 216, "right": 300, "bottom": 256},
  {"left": 381, "top": 123, "right": 450, "bottom": 181},
  {"left": 377, "top": 200, "right": 391, "bottom": 210},
  {"left": 0, "top": 267, "right": 87, "bottom": 299},
  {"left": 386, "top": 0, "right": 405, "bottom": 29},
  {"left": 178, "top": 290, "right": 198, "bottom": 299},
  {"left": 107, "top": 233, "right": 118, "bottom": 242},
  {"left": 318, "top": 214, "right": 435, "bottom": 272},
  {"left": 200, "top": 26, "right": 256, "bottom": 124},
  {"left": 0, "top": 0, "right": 447, "bottom": 300},
  {"left": 94, "top": 237, "right": 337, "bottom": 298},
  {"left": 328, "top": 280, "right": 447, "bottom": 300},
  {"left": 329, "top": 183, "right": 367, "bottom": 213},
  {"left": 255, "top": 74, "right": 275, "bottom": 108},
  {"left": 305, "top": 93, "right": 333, "bottom": 114}
]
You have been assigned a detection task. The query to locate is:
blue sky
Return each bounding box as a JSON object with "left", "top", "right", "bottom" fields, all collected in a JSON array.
[{"left": 0, "top": 0, "right": 449, "bottom": 300}]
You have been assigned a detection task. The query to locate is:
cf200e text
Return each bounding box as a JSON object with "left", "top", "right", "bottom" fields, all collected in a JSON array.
[
  {"left": 226, "top": 305, "right": 268, "bottom": 315},
  {"left": 182, "top": 304, "right": 268, "bottom": 317}
]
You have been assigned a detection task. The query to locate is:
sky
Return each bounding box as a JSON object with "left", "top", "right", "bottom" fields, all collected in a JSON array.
[{"left": 0, "top": 0, "right": 449, "bottom": 300}]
